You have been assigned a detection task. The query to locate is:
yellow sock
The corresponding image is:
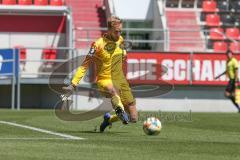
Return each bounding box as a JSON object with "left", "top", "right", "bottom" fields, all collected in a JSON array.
[
  {"left": 111, "top": 95, "right": 124, "bottom": 110},
  {"left": 108, "top": 114, "right": 119, "bottom": 123}
]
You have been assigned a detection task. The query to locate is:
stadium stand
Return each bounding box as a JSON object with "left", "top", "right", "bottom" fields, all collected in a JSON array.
[
  {"left": 220, "top": 13, "right": 235, "bottom": 27},
  {"left": 230, "top": 0, "right": 240, "bottom": 12},
  {"left": 1, "top": 0, "right": 67, "bottom": 6},
  {"left": 2, "top": 0, "right": 17, "bottom": 5},
  {"left": 181, "top": 0, "right": 195, "bottom": 8},
  {"left": 225, "top": 27, "right": 240, "bottom": 40},
  {"left": 0, "top": 0, "right": 65, "bottom": 6},
  {"left": 200, "top": 0, "right": 218, "bottom": 22},
  {"left": 197, "top": 0, "right": 203, "bottom": 8},
  {"left": 209, "top": 27, "right": 225, "bottom": 40},
  {"left": 230, "top": 42, "right": 240, "bottom": 53},
  {"left": 163, "top": 0, "right": 239, "bottom": 52},
  {"left": 200, "top": 0, "right": 240, "bottom": 51},
  {"left": 234, "top": 14, "right": 240, "bottom": 26},
  {"left": 50, "top": 0, "right": 64, "bottom": 6},
  {"left": 18, "top": 0, "right": 33, "bottom": 5},
  {"left": 65, "top": 0, "right": 106, "bottom": 48},
  {"left": 15, "top": 46, "right": 27, "bottom": 60},
  {"left": 202, "top": 0, "right": 217, "bottom": 12},
  {"left": 34, "top": 0, "right": 48, "bottom": 5},
  {"left": 165, "top": 10, "right": 205, "bottom": 51},
  {"left": 217, "top": 0, "right": 229, "bottom": 12},
  {"left": 166, "top": 0, "right": 179, "bottom": 8},
  {"left": 42, "top": 47, "right": 57, "bottom": 68},
  {"left": 213, "top": 41, "right": 227, "bottom": 52},
  {"left": 205, "top": 14, "right": 221, "bottom": 27},
  {"left": 0, "top": 3, "right": 70, "bottom": 80}
]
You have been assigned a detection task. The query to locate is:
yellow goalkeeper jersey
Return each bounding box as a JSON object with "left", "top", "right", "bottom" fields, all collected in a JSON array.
[
  {"left": 72, "top": 35, "right": 127, "bottom": 86},
  {"left": 226, "top": 57, "right": 238, "bottom": 79}
]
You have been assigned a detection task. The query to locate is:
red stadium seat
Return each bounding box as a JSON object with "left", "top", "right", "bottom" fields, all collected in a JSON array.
[
  {"left": 18, "top": 0, "right": 32, "bottom": 5},
  {"left": 15, "top": 46, "right": 27, "bottom": 71},
  {"left": 20, "top": 48, "right": 27, "bottom": 60},
  {"left": 206, "top": 14, "right": 221, "bottom": 27},
  {"left": 213, "top": 41, "right": 228, "bottom": 52},
  {"left": 15, "top": 46, "right": 26, "bottom": 60},
  {"left": 230, "top": 42, "right": 240, "bottom": 53},
  {"left": 202, "top": 0, "right": 217, "bottom": 12},
  {"left": 2, "top": 0, "right": 17, "bottom": 5},
  {"left": 50, "top": 0, "right": 64, "bottom": 6},
  {"left": 34, "top": 0, "right": 48, "bottom": 5},
  {"left": 225, "top": 27, "right": 240, "bottom": 40},
  {"left": 42, "top": 47, "right": 57, "bottom": 66},
  {"left": 209, "top": 27, "right": 225, "bottom": 40}
]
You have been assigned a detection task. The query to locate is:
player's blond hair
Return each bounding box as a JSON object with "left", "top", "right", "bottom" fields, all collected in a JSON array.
[{"left": 107, "top": 16, "right": 122, "bottom": 30}]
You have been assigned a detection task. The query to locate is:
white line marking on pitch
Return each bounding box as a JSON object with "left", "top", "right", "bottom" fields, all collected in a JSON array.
[
  {"left": 0, "top": 138, "right": 75, "bottom": 140},
  {"left": 0, "top": 121, "right": 84, "bottom": 140}
]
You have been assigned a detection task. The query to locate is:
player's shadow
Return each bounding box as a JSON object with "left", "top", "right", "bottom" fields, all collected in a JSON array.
[
  {"left": 76, "top": 130, "right": 129, "bottom": 134},
  {"left": 61, "top": 130, "right": 100, "bottom": 134}
]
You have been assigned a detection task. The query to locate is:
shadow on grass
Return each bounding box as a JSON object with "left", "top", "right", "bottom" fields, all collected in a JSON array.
[{"left": 62, "top": 130, "right": 129, "bottom": 134}]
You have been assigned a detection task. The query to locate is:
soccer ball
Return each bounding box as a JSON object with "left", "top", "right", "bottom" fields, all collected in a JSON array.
[{"left": 143, "top": 117, "right": 162, "bottom": 135}]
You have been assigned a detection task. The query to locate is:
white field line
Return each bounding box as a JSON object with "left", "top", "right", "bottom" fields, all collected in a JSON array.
[
  {"left": 0, "top": 138, "right": 73, "bottom": 140},
  {"left": 0, "top": 121, "right": 84, "bottom": 140}
]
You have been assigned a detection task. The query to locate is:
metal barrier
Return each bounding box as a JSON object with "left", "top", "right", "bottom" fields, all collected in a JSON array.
[
  {"left": 74, "top": 27, "right": 209, "bottom": 52},
  {"left": 74, "top": 27, "right": 240, "bottom": 53},
  {"left": 0, "top": 47, "right": 79, "bottom": 110},
  {"left": 75, "top": 27, "right": 168, "bottom": 51},
  {"left": 0, "top": 49, "right": 18, "bottom": 110}
]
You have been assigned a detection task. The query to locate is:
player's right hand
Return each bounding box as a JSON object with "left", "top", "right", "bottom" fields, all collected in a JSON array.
[{"left": 61, "top": 84, "right": 76, "bottom": 101}]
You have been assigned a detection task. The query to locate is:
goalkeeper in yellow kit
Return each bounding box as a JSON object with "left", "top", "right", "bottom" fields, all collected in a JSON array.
[{"left": 63, "top": 16, "right": 138, "bottom": 132}]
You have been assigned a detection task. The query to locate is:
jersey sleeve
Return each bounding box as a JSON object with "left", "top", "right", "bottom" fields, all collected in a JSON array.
[
  {"left": 71, "top": 42, "right": 97, "bottom": 86},
  {"left": 123, "top": 49, "right": 127, "bottom": 59},
  {"left": 234, "top": 58, "right": 238, "bottom": 69}
]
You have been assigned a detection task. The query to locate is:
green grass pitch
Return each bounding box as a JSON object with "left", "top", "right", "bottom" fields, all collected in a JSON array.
[{"left": 0, "top": 109, "right": 240, "bottom": 160}]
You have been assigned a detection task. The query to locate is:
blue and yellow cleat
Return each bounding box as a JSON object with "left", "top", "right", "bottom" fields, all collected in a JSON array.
[
  {"left": 115, "top": 107, "right": 129, "bottom": 124},
  {"left": 100, "top": 112, "right": 112, "bottom": 132}
]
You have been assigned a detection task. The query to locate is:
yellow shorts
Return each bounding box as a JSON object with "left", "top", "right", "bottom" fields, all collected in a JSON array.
[{"left": 97, "top": 79, "right": 135, "bottom": 106}]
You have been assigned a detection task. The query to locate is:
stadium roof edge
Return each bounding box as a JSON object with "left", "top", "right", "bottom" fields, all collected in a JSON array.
[{"left": 0, "top": 5, "right": 70, "bottom": 15}]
